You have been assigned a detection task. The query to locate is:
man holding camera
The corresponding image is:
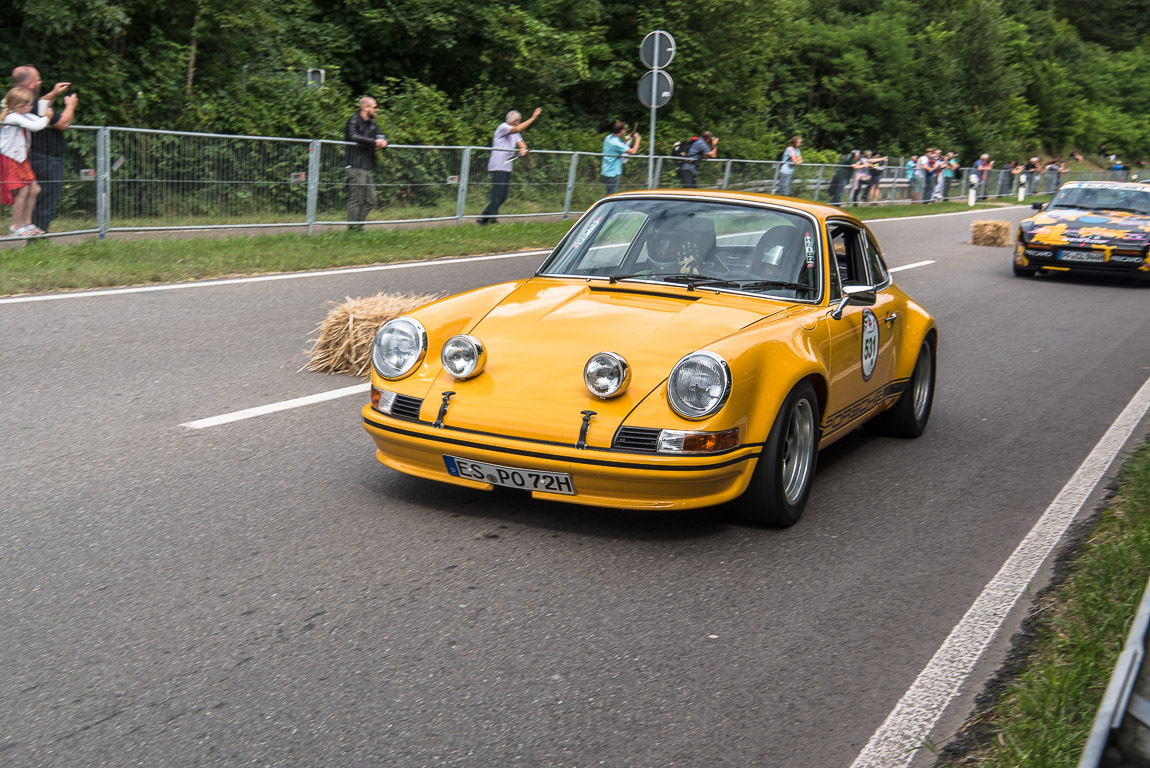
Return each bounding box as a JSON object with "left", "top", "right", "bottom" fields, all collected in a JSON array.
[
  {"left": 601, "top": 122, "right": 640, "bottom": 195},
  {"left": 11, "top": 66, "right": 77, "bottom": 234},
  {"left": 345, "top": 96, "right": 388, "bottom": 231}
]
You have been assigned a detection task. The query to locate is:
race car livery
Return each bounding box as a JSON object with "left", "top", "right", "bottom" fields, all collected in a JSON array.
[{"left": 1015, "top": 181, "right": 1150, "bottom": 281}]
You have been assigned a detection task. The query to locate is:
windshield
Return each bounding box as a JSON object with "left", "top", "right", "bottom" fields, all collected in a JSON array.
[
  {"left": 539, "top": 199, "right": 821, "bottom": 300},
  {"left": 1049, "top": 185, "right": 1150, "bottom": 215}
]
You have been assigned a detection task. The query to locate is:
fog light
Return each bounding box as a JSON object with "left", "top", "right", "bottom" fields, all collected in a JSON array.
[{"left": 657, "top": 428, "right": 740, "bottom": 454}]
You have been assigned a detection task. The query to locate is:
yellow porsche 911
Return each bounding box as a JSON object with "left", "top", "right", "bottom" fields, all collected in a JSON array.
[{"left": 362, "top": 190, "right": 936, "bottom": 526}]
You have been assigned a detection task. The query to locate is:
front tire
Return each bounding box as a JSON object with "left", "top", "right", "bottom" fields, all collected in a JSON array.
[
  {"left": 869, "top": 337, "right": 935, "bottom": 437},
  {"left": 1013, "top": 260, "right": 1037, "bottom": 277},
  {"left": 733, "top": 381, "right": 819, "bottom": 527}
]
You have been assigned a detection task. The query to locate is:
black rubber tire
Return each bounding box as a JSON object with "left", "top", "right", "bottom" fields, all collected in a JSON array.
[
  {"left": 732, "top": 381, "right": 819, "bottom": 527},
  {"left": 1012, "top": 260, "right": 1037, "bottom": 277},
  {"left": 868, "top": 337, "right": 935, "bottom": 438}
]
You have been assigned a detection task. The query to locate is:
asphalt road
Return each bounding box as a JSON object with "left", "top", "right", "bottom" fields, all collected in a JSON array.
[{"left": 3, "top": 207, "right": 1149, "bottom": 767}]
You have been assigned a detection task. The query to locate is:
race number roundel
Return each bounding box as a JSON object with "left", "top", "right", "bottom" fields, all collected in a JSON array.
[{"left": 860, "top": 308, "right": 880, "bottom": 381}]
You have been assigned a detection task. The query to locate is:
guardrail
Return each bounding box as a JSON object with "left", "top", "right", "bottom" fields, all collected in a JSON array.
[
  {"left": 3, "top": 125, "right": 1124, "bottom": 243},
  {"left": 1078, "top": 573, "right": 1150, "bottom": 767}
]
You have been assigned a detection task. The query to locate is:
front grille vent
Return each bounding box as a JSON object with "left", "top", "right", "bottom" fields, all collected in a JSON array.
[
  {"left": 613, "top": 427, "right": 661, "bottom": 453},
  {"left": 391, "top": 394, "right": 425, "bottom": 422}
]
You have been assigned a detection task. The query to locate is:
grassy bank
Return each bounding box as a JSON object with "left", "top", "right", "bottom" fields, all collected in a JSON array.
[
  {"left": 936, "top": 439, "right": 1150, "bottom": 767},
  {"left": 0, "top": 199, "right": 1021, "bottom": 296}
]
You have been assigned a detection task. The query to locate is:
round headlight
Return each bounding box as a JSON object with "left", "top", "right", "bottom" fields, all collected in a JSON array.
[
  {"left": 441, "top": 334, "right": 486, "bottom": 380},
  {"left": 667, "top": 351, "right": 731, "bottom": 420},
  {"left": 371, "top": 317, "right": 427, "bottom": 380},
  {"left": 584, "top": 352, "right": 630, "bottom": 398}
]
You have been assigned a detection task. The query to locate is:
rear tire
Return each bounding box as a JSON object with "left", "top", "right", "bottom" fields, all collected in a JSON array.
[
  {"left": 869, "top": 337, "right": 935, "bottom": 438},
  {"left": 733, "top": 381, "right": 819, "bottom": 527}
]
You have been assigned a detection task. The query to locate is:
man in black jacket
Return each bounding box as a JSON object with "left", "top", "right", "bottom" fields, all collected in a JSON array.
[{"left": 345, "top": 97, "right": 388, "bottom": 230}]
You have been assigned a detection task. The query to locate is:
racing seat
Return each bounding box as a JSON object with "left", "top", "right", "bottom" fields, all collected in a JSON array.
[
  {"left": 752, "top": 225, "right": 814, "bottom": 293},
  {"left": 645, "top": 216, "right": 717, "bottom": 272}
]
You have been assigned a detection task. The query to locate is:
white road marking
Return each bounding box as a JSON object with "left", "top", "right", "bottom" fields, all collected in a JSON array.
[
  {"left": 889, "top": 260, "right": 935, "bottom": 272},
  {"left": 867, "top": 205, "right": 1028, "bottom": 224},
  {"left": 850, "top": 372, "right": 1150, "bottom": 768},
  {"left": 180, "top": 383, "right": 370, "bottom": 429},
  {"left": 0, "top": 250, "right": 552, "bottom": 305}
]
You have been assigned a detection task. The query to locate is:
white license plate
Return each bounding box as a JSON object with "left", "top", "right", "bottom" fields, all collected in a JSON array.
[
  {"left": 1059, "top": 250, "right": 1105, "bottom": 263},
  {"left": 443, "top": 455, "right": 575, "bottom": 495}
]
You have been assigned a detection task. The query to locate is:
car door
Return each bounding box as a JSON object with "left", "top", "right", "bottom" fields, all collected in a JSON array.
[{"left": 819, "top": 220, "right": 900, "bottom": 438}]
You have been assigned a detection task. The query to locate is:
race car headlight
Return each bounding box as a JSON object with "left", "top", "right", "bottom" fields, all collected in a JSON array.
[
  {"left": 584, "top": 352, "right": 630, "bottom": 398},
  {"left": 441, "top": 334, "right": 486, "bottom": 380},
  {"left": 667, "top": 351, "right": 731, "bottom": 420},
  {"left": 657, "top": 428, "right": 740, "bottom": 454},
  {"left": 371, "top": 317, "right": 427, "bottom": 380}
]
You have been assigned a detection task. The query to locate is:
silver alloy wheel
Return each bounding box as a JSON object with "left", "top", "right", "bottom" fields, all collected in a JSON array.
[
  {"left": 781, "top": 398, "right": 816, "bottom": 505},
  {"left": 912, "top": 345, "right": 933, "bottom": 421}
]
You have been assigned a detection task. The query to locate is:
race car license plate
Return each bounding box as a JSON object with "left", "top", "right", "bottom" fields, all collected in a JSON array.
[
  {"left": 1058, "top": 249, "right": 1105, "bottom": 263},
  {"left": 443, "top": 455, "right": 575, "bottom": 495}
]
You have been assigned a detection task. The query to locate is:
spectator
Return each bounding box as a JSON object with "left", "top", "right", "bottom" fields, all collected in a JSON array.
[
  {"left": 600, "top": 122, "right": 640, "bottom": 195},
  {"left": 828, "top": 149, "right": 858, "bottom": 205},
  {"left": 477, "top": 107, "right": 541, "bottom": 225},
  {"left": 998, "top": 160, "right": 1017, "bottom": 197},
  {"left": 12, "top": 66, "right": 75, "bottom": 234},
  {"left": 344, "top": 96, "right": 388, "bottom": 231},
  {"left": 678, "top": 131, "right": 718, "bottom": 189},
  {"left": 1071, "top": 148, "right": 1084, "bottom": 163},
  {"left": 906, "top": 155, "right": 920, "bottom": 202},
  {"left": 866, "top": 153, "right": 888, "bottom": 204},
  {"left": 850, "top": 151, "right": 872, "bottom": 205},
  {"left": 973, "top": 154, "right": 993, "bottom": 200},
  {"left": 918, "top": 149, "right": 936, "bottom": 203},
  {"left": 0, "top": 87, "right": 51, "bottom": 236},
  {"left": 941, "top": 152, "right": 959, "bottom": 199},
  {"left": 1016, "top": 156, "right": 1040, "bottom": 197},
  {"left": 775, "top": 135, "right": 802, "bottom": 196},
  {"left": 1044, "top": 159, "right": 1062, "bottom": 193}
]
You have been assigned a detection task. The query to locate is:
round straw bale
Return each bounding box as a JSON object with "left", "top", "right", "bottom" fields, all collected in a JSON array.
[
  {"left": 302, "top": 292, "right": 436, "bottom": 378},
  {"left": 971, "top": 220, "right": 1012, "bottom": 247}
]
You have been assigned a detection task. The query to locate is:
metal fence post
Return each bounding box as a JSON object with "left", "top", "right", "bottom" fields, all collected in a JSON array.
[
  {"left": 721, "top": 159, "right": 733, "bottom": 190},
  {"left": 654, "top": 157, "right": 664, "bottom": 189},
  {"left": 455, "top": 147, "right": 472, "bottom": 225},
  {"left": 812, "top": 165, "right": 825, "bottom": 201},
  {"left": 96, "top": 127, "right": 110, "bottom": 238},
  {"left": 306, "top": 140, "right": 320, "bottom": 235},
  {"left": 563, "top": 153, "right": 579, "bottom": 218}
]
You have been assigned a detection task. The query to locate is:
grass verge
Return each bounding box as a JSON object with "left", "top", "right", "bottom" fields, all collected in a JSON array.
[
  {"left": 936, "top": 438, "right": 1150, "bottom": 767},
  {"left": 0, "top": 199, "right": 1025, "bottom": 296}
]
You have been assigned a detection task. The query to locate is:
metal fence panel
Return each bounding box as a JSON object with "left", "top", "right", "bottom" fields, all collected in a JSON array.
[{"left": 0, "top": 125, "right": 1126, "bottom": 242}]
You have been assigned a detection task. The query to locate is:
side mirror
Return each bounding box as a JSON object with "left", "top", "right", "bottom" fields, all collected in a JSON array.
[
  {"left": 829, "top": 285, "right": 877, "bottom": 320},
  {"left": 1031, "top": 202, "right": 1044, "bottom": 210}
]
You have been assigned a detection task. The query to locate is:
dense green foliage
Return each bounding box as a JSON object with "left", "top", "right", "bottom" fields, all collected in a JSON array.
[{"left": 3, "top": 0, "right": 1146, "bottom": 162}]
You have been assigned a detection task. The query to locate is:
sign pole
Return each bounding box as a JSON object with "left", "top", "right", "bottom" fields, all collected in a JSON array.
[{"left": 648, "top": 47, "right": 659, "bottom": 189}]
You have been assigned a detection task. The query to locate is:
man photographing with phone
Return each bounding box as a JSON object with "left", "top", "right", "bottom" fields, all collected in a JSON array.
[{"left": 11, "top": 66, "right": 77, "bottom": 234}]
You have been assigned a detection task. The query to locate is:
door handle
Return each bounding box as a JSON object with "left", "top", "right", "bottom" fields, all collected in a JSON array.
[{"left": 883, "top": 312, "right": 899, "bottom": 327}]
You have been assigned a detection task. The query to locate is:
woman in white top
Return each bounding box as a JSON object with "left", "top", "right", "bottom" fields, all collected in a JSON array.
[{"left": 1, "top": 87, "right": 52, "bottom": 236}]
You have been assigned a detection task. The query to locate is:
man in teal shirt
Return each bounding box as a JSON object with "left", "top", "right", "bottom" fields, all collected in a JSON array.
[{"left": 601, "top": 122, "right": 641, "bottom": 195}]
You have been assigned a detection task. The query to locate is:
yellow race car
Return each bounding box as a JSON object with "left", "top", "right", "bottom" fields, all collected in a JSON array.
[{"left": 362, "top": 190, "right": 937, "bottom": 526}]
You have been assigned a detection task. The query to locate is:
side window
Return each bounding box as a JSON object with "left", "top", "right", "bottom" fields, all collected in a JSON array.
[
  {"left": 863, "top": 232, "right": 890, "bottom": 289},
  {"left": 827, "top": 221, "right": 870, "bottom": 287}
]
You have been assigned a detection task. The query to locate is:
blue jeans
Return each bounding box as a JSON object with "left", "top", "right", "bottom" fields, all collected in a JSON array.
[
  {"left": 30, "top": 154, "right": 64, "bottom": 232},
  {"left": 603, "top": 175, "right": 620, "bottom": 195}
]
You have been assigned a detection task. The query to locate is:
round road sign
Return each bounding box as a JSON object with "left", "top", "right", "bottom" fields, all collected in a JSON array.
[
  {"left": 640, "top": 30, "right": 676, "bottom": 69},
  {"left": 638, "top": 70, "right": 674, "bottom": 108}
]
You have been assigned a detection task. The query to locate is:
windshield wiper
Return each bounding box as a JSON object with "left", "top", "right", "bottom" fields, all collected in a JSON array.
[
  {"left": 607, "top": 272, "right": 739, "bottom": 290},
  {"left": 1098, "top": 207, "right": 1149, "bottom": 215},
  {"left": 734, "top": 279, "right": 815, "bottom": 292}
]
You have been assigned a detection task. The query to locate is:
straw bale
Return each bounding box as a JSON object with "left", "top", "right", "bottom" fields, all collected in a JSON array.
[
  {"left": 302, "top": 292, "right": 435, "bottom": 378},
  {"left": 971, "top": 220, "right": 1012, "bottom": 247}
]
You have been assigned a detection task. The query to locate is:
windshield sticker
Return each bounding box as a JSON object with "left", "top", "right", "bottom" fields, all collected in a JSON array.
[
  {"left": 804, "top": 232, "right": 815, "bottom": 259},
  {"left": 861, "top": 308, "right": 879, "bottom": 382},
  {"left": 573, "top": 216, "right": 604, "bottom": 247}
]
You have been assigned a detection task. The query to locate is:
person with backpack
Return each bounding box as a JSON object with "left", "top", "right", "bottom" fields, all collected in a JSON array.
[
  {"left": 776, "top": 135, "right": 803, "bottom": 196},
  {"left": 675, "top": 131, "right": 717, "bottom": 188}
]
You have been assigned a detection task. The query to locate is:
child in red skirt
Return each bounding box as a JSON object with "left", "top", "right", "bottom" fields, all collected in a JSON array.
[{"left": 1, "top": 87, "right": 52, "bottom": 236}]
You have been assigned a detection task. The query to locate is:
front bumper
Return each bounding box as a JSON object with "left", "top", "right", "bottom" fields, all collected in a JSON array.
[
  {"left": 1015, "top": 243, "right": 1150, "bottom": 278},
  {"left": 362, "top": 405, "right": 760, "bottom": 510}
]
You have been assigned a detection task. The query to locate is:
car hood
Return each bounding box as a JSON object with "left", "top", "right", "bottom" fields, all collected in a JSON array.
[
  {"left": 424, "top": 278, "right": 792, "bottom": 445},
  {"left": 1024, "top": 208, "right": 1150, "bottom": 249}
]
